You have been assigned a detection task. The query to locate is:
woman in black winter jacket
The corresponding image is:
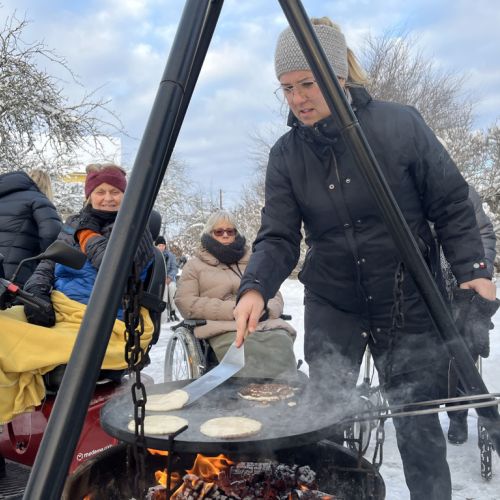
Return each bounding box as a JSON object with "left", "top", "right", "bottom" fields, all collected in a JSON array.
[
  {"left": 0, "top": 170, "right": 61, "bottom": 285},
  {"left": 234, "top": 17, "right": 497, "bottom": 500}
]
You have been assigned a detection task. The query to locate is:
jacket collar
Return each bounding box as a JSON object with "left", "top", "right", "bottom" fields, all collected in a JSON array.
[
  {"left": 197, "top": 247, "right": 251, "bottom": 267},
  {"left": 287, "top": 85, "right": 372, "bottom": 146}
]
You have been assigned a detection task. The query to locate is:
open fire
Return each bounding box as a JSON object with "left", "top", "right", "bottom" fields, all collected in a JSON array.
[
  {"left": 147, "top": 452, "right": 335, "bottom": 499},
  {"left": 63, "top": 441, "right": 385, "bottom": 500}
]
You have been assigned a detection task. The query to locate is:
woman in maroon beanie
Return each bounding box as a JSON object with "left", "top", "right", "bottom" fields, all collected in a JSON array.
[{"left": 23, "top": 163, "right": 154, "bottom": 325}]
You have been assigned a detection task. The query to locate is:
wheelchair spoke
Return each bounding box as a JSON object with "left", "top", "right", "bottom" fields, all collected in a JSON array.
[{"left": 164, "top": 327, "right": 205, "bottom": 382}]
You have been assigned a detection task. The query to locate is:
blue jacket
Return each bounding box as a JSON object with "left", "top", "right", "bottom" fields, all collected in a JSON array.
[
  {"left": 164, "top": 250, "right": 178, "bottom": 282},
  {"left": 54, "top": 260, "right": 150, "bottom": 319},
  {"left": 24, "top": 208, "right": 154, "bottom": 320},
  {"left": 55, "top": 260, "right": 97, "bottom": 305}
]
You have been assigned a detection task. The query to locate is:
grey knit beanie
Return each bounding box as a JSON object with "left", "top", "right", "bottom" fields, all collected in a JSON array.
[{"left": 274, "top": 24, "right": 348, "bottom": 80}]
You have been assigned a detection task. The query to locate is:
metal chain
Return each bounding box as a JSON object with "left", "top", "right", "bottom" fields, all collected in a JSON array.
[
  {"left": 478, "top": 420, "right": 493, "bottom": 480},
  {"left": 123, "top": 263, "right": 149, "bottom": 499},
  {"left": 371, "top": 263, "right": 404, "bottom": 472},
  {"left": 344, "top": 424, "right": 356, "bottom": 453},
  {"left": 475, "top": 358, "right": 493, "bottom": 480},
  {"left": 384, "top": 262, "right": 405, "bottom": 387},
  {"left": 371, "top": 418, "right": 386, "bottom": 470}
]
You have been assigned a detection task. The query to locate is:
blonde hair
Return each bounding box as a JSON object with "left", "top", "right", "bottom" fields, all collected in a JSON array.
[
  {"left": 202, "top": 210, "right": 239, "bottom": 236},
  {"left": 311, "top": 16, "right": 368, "bottom": 86},
  {"left": 28, "top": 169, "right": 54, "bottom": 201}
]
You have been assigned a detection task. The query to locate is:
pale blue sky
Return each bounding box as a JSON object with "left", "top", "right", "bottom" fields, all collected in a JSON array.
[{"left": 2, "top": 0, "right": 499, "bottom": 206}]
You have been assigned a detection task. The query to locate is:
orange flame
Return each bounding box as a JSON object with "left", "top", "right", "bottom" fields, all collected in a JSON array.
[
  {"left": 291, "top": 484, "right": 335, "bottom": 499},
  {"left": 155, "top": 468, "right": 181, "bottom": 487},
  {"left": 150, "top": 449, "right": 178, "bottom": 488},
  {"left": 155, "top": 469, "right": 167, "bottom": 485},
  {"left": 153, "top": 453, "right": 232, "bottom": 492},
  {"left": 170, "top": 474, "right": 215, "bottom": 499},
  {"left": 186, "top": 453, "right": 234, "bottom": 481},
  {"left": 201, "top": 481, "right": 216, "bottom": 496},
  {"left": 148, "top": 448, "right": 169, "bottom": 456}
]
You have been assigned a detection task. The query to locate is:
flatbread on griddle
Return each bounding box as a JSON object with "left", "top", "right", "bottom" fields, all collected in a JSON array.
[
  {"left": 200, "top": 416, "right": 262, "bottom": 439},
  {"left": 128, "top": 415, "right": 188, "bottom": 435},
  {"left": 146, "top": 389, "right": 189, "bottom": 412},
  {"left": 237, "top": 383, "right": 296, "bottom": 402}
]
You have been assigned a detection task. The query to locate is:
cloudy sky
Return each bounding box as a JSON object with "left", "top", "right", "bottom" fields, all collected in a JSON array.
[{"left": 3, "top": 0, "right": 500, "bottom": 206}]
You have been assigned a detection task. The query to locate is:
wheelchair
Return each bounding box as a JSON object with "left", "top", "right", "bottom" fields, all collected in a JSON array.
[
  {"left": 164, "top": 319, "right": 215, "bottom": 381},
  {"left": 345, "top": 347, "right": 384, "bottom": 455}
]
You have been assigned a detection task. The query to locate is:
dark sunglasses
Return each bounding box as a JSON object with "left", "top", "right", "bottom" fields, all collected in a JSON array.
[{"left": 212, "top": 228, "right": 237, "bottom": 237}]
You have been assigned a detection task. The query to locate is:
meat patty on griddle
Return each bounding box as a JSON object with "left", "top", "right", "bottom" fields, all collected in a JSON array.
[{"left": 237, "top": 383, "right": 296, "bottom": 402}]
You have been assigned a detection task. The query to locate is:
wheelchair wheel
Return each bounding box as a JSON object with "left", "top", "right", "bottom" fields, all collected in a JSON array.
[
  {"left": 345, "top": 396, "right": 375, "bottom": 455},
  {"left": 164, "top": 327, "right": 205, "bottom": 381}
]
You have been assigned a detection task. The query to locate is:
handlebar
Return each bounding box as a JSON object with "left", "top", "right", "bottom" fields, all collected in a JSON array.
[
  {"left": 0, "top": 278, "right": 52, "bottom": 312},
  {"left": 182, "top": 319, "right": 207, "bottom": 327}
]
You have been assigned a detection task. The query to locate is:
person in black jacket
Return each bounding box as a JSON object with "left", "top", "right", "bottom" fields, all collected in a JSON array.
[
  {"left": 0, "top": 170, "right": 61, "bottom": 286},
  {"left": 154, "top": 235, "right": 180, "bottom": 321},
  {"left": 233, "top": 17, "right": 497, "bottom": 500}
]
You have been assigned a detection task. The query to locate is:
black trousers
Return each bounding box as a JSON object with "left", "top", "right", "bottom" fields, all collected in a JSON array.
[{"left": 304, "top": 290, "right": 452, "bottom": 500}]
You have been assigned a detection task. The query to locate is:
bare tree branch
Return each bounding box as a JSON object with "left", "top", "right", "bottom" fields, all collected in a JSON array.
[
  {"left": 0, "top": 11, "right": 124, "bottom": 178},
  {"left": 361, "top": 29, "right": 474, "bottom": 136}
]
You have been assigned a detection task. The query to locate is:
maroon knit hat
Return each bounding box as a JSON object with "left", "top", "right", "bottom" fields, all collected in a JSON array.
[{"left": 84, "top": 166, "right": 127, "bottom": 198}]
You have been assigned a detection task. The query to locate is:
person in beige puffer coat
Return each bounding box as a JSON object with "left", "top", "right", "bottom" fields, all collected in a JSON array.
[{"left": 175, "top": 210, "right": 298, "bottom": 379}]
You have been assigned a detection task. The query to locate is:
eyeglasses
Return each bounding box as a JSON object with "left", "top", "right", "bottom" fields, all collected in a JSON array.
[
  {"left": 274, "top": 79, "right": 318, "bottom": 101},
  {"left": 212, "top": 228, "right": 237, "bottom": 237}
]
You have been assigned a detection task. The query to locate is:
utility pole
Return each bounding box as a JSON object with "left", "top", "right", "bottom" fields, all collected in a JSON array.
[{"left": 219, "top": 188, "right": 223, "bottom": 209}]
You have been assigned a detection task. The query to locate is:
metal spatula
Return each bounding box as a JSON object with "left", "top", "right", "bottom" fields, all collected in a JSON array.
[{"left": 182, "top": 341, "right": 244, "bottom": 405}]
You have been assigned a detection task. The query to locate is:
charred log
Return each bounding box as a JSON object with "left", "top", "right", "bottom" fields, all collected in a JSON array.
[
  {"left": 290, "top": 490, "right": 336, "bottom": 499},
  {"left": 147, "top": 461, "right": 334, "bottom": 499}
]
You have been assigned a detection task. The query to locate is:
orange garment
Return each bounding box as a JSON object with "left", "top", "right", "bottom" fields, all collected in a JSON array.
[{"left": 76, "top": 229, "right": 100, "bottom": 253}]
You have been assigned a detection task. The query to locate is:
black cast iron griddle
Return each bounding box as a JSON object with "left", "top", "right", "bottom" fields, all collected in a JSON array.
[{"left": 101, "top": 378, "right": 357, "bottom": 454}]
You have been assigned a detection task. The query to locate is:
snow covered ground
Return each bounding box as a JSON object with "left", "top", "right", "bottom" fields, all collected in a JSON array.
[{"left": 144, "top": 279, "right": 500, "bottom": 500}]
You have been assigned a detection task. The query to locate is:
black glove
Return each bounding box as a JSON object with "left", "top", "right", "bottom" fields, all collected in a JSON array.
[
  {"left": 23, "top": 287, "right": 56, "bottom": 327},
  {"left": 452, "top": 288, "right": 499, "bottom": 358}
]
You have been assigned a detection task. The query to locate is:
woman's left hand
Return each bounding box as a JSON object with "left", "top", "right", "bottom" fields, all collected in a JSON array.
[{"left": 460, "top": 278, "right": 497, "bottom": 301}]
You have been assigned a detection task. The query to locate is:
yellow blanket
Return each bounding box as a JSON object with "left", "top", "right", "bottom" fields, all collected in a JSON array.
[{"left": 0, "top": 290, "right": 153, "bottom": 424}]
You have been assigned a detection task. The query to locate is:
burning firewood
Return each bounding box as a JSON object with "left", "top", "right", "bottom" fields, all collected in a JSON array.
[
  {"left": 147, "top": 449, "right": 339, "bottom": 500},
  {"left": 147, "top": 484, "right": 168, "bottom": 500},
  {"left": 226, "top": 462, "right": 316, "bottom": 484},
  {"left": 147, "top": 474, "right": 239, "bottom": 499},
  {"left": 289, "top": 488, "right": 336, "bottom": 499},
  {"left": 147, "top": 461, "right": 334, "bottom": 499}
]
